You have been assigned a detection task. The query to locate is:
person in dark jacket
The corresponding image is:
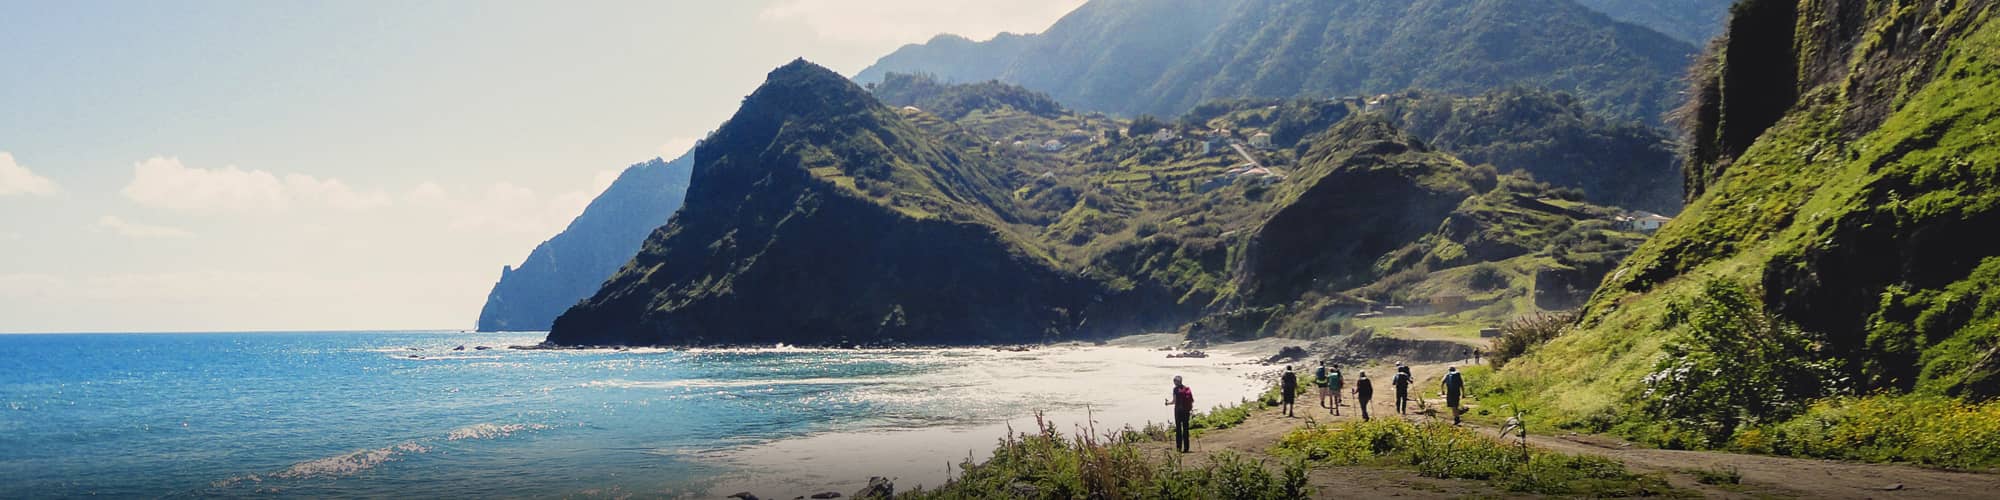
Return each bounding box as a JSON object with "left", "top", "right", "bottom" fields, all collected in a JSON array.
[
  {"left": 1280, "top": 366, "right": 1299, "bottom": 417},
  {"left": 1167, "top": 375, "right": 1195, "bottom": 452},
  {"left": 1355, "top": 371, "right": 1374, "bottom": 421},
  {"left": 1442, "top": 366, "right": 1465, "bottom": 425},
  {"left": 1392, "top": 365, "right": 1413, "bottom": 415}
]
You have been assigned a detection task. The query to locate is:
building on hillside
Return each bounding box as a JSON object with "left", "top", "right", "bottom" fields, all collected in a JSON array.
[
  {"left": 1151, "top": 128, "right": 1179, "bottom": 144},
  {"left": 1041, "top": 139, "right": 1065, "bottom": 152},
  {"left": 1011, "top": 140, "right": 1029, "bottom": 149},
  {"left": 1249, "top": 132, "right": 1273, "bottom": 149},
  {"left": 900, "top": 105, "right": 923, "bottom": 114},
  {"left": 1065, "top": 129, "right": 1092, "bottom": 142},
  {"left": 1625, "top": 211, "right": 1672, "bottom": 232}
]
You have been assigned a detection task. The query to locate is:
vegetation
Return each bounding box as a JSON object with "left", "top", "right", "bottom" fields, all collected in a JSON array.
[
  {"left": 870, "top": 73, "right": 1064, "bottom": 121},
  {"left": 1275, "top": 419, "right": 1674, "bottom": 496},
  {"left": 899, "top": 416, "right": 1308, "bottom": 499},
  {"left": 1749, "top": 394, "right": 2000, "bottom": 470},
  {"left": 1379, "top": 87, "right": 1682, "bottom": 214},
  {"left": 1488, "top": 311, "right": 1577, "bottom": 369},
  {"left": 1480, "top": 0, "right": 2000, "bottom": 470}
]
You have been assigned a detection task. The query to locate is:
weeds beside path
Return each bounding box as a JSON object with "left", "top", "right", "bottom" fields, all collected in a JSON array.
[{"left": 1135, "top": 359, "right": 2000, "bottom": 499}]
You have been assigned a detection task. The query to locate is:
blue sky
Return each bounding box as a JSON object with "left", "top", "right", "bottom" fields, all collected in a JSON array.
[{"left": 0, "top": 0, "right": 1084, "bottom": 332}]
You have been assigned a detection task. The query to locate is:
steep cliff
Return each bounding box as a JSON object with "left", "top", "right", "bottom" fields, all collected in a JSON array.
[
  {"left": 1493, "top": 0, "right": 2000, "bottom": 440},
  {"left": 547, "top": 61, "right": 1093, "bottom": 346},
  {"left": 475, "top": 153, "right": 692, "bottom": 331}
]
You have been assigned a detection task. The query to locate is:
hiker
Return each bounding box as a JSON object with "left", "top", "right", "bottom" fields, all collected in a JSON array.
[
  {"left": 1473, "top": 348, "right": 1483, "bottom": 365},
  {"left": 1314, "top": 362, "right": 1331, "bottom": 409},
  {"left": 1326, "top": 365, "right": 1344, "bottom": 416},
  {"left": 1166, "top": 375, "right": 1195, "bottom": 452},
  {"left": 1355, "top": 371, "right": 1374, "bottom": 421},
  {"left": 1392, "top": 365, "right": 1413, "bottom": 415},
  {"left": 1280, "top": 365, "right": 1299, "bottom": 417},
  {"left": 1442, "top": 366, "right": 1465, "bottom": 425}
]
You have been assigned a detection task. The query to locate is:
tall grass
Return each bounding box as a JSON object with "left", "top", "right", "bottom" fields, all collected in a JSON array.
[
  {"left": 1737, "top": 394, "right": 2000, "bottom": 470},
  {"left": 1487, "top": 311, "right": 1576, "bottom": 368},
  {"left": 1276, "top": 419, "right": 1674, "bottom": 496},
  {"left": 902, "top": 414, "right": 1309, "bottom": 499}
]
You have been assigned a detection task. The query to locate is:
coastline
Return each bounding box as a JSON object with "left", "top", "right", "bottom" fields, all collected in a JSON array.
[{"left": 699, "top": 333, "right": 1303, "bottom": 498}]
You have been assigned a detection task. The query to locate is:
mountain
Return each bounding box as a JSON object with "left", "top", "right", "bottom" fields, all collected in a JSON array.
[
  {"left": 1490, "top": 0, "right": 2000, "bottom": 450},
  {"left": 475, "top": 153, "right": 693, "bottom": 332},
  {"left": 547, "top": 66, "right": 1651, "bottom": 347},
  {"left": 547, "top": 61, "right": 1094, "bottom": 346},
  {"left": 854, "top": 0, "right": 1695, "bottom": 123},
  {"left": 1375, "top": 88, "right": 1682, "bottom": 214},
  {"left": 1572, "top": 0, "right": 1733, "bottom": 44},
  {"left": 849, "top": 33, "right": 1033, "bottom": 86}
]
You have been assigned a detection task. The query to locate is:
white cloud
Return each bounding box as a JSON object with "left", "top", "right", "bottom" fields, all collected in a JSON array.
[
  {"left": 94, "top": 215, "right": 194, "bottom": 239},
  {"left": 121, "top": 157, "right": 287, "bottom": 213},
  {"left": 760, "top": 0, "right": 1086, "bottom": 44},
  {"left": 0, "top": 231, "right": 19, "bottom": 241},
  {"left": 0, "top": 152, "right": 62, "bottom": 197},
  {"left": 119, "top": 157, "right": 393, "bottom": 214},
  {"left": 284, "top": 173, "right": 393, "bottom": 211}
]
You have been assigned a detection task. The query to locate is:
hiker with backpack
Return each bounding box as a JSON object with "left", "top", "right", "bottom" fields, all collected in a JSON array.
[
  {"left": 1442, "top": 366, "right": 1465, "bottom": 425},
  {"left": 1355, "top": 371, "right": 1374, "bottom": 421},
  {"left": 1325, "top": 365, "right": 1344, "bottom": 416},
  {"left": 1166, "top": 375, "right": 1195, "bottom": 452},
  {"left": 1392, "top": 365, "right": 1413, "bottom": 415},
  {"left": 1280, "top": 366, "right": 1299, "bottom": 417},
  {"left": 1314, "top": 362, "right": 1331, "bottom": 409}
]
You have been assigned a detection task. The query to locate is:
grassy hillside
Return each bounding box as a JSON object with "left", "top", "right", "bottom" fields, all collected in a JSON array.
[{"left": 1486, "top": 0, "right": 2000, "bottom": 463}]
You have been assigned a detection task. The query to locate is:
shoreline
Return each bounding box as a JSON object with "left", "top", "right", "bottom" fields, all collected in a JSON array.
[{"left": 697, "top": 334, "right": 1303, "bottom": 498}]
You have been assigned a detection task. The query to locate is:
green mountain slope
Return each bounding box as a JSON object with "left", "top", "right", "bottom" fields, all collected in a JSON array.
[
  {"left": 1490, "top": 0, "right": 2000, "bottom": 452},
  {"left": 547, "top": 61, "right": 1092, "bottom": 346},
  {"left": 550, "top": 65, "right": 1655, "bottom": 348}
]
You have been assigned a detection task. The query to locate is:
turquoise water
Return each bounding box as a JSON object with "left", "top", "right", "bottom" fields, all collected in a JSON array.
[
  {"left": 0, "top": 331, "right": 1266, "bottom": 498},
  {"left": 0, "top": 332, "right": 973, "bottom": 498}
]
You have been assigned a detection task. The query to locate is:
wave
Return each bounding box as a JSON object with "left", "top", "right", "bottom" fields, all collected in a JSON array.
[
  {"left": 446, "top": 423, "right": 549, "bottom": 441},
  {"left": 581, "top": 376, "right": 914, "bottom": 390},
  {"left": 270, "top": 442, "right": 429, "bottom": 480}
]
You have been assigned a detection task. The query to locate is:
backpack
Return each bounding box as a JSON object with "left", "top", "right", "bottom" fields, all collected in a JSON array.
[{"left": 1174, "top": 386, "right": 1195, "bottom": 410}]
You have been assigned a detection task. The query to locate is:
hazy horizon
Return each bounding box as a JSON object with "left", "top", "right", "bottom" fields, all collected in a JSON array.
[{"left": 0, "top": 0, "right": 1086, "bottom": 333}]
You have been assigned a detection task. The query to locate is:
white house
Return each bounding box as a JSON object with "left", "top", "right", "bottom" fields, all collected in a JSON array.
[
  {"left": 1628, "top": 211, "right": 1672, "bottom": 232},
  {"left": 1041, "top": 139, "right": 1065, "bottom": 152},
  {"left": 1249, "top": 132, "right": 1273, "bottom": 149},
  {"left": 1151, "top": 128, "right": 1178, "bottom": 143}
]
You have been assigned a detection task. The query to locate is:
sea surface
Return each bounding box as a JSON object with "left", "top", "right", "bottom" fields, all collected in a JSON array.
[{"left": 0, "top": 331, "right": 1268, "bottom": 498}]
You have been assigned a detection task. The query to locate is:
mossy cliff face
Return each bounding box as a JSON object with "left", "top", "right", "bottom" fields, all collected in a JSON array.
[
  {"left": 1499, "top": 0, "right": 2000, "bottom": 429},
  {"left": 547, "top": 61, "right": 1093, "bottom": 346}
]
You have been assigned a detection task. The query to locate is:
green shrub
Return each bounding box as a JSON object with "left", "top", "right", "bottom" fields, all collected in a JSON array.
[
  {"left": 1641, "top": 279, "right": 1841, "bottom": 447},
  {"left": 1690, "top": 465, "right": 1741, "bottom": 485},
  {"left": 1756, "top": 394, "right": 2000, "bottom": 469},
  {"left": 1466, "top": 263, "right": 1508, "bottom": 291}
]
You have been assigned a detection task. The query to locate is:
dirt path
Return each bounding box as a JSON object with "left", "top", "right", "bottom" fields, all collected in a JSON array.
[{"left": 1133, "top": 358, "right": 2000, "bottom": 499}]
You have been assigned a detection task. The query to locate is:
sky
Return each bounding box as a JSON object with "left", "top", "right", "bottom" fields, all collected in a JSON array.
[{"left": 0, "top": 0, "right": 1087, "bottom": 333}]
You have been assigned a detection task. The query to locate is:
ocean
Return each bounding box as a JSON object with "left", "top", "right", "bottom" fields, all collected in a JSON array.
[{"left": 0, "top": 331, "right": 1270, "bottom": 498}]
